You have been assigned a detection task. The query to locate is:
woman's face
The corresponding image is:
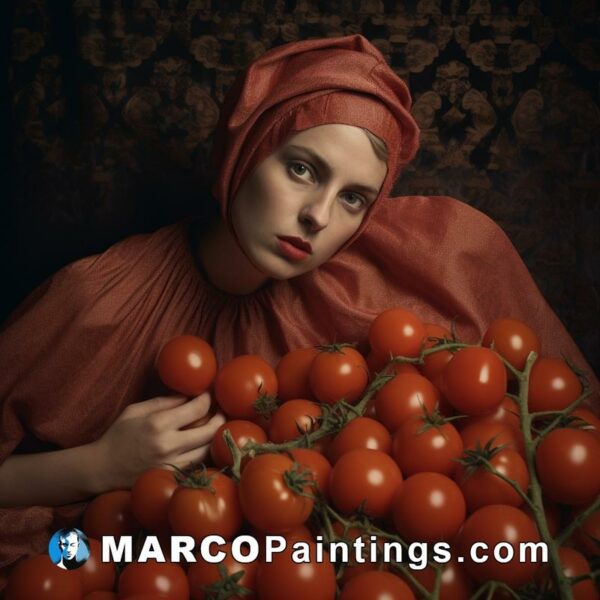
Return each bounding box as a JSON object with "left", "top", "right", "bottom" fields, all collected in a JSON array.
[{"left": 231, "top": 124, "right": 388, "bottom": 280}]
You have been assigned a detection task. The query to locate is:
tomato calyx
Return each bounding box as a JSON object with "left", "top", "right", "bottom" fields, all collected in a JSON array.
[
  {"left": 200, "top": 564, "right": 253, "bottom": 599},
  {"left": 175, "top": 464, "right": 217, "bottom": 493},
  {"left": 456, "top": 437, "right": 509, "bottom": 478},
  {"left": 532, "top": 411, "right": 594, "bottom": 436},
  {"left": 414, "top": 404, "right": 465, "bottom": 434},
  {"left": 319, "top": 402, "right": 356, "bottom": 436},
  {"left": 315, "top": 342, "right": 357, "bottom": 354},
  {"left": 253, "top": 386, "right": 279, "bottom": 419},
  {"left": 283, "top": 462, "right": 317, "bottom": 499}
]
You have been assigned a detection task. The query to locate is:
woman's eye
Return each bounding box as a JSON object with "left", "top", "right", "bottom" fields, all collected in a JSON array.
[
  {"left": 289, "top": 162, "right": 313, "bottom": 180},
  {"left": 343, "top": 193, "right": 367, "bottom": 210}
]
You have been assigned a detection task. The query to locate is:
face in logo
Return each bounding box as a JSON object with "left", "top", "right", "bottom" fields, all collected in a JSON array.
[
  {"left": 58, "top": 531, "right": 80, "bottom": 562},
  {"left": 49, "top": 528, "right": 90, "bottom": 570}
]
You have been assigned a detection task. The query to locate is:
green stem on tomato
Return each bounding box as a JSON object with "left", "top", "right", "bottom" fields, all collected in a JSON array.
[
  {"left": 570, "top": 569, "right": 600, "bottom": 586},
  {"left": 320, "top": 503, "right": 440, "bottom": 600},
  {"left": 220, "top": 340, "right": 594, "bottom": 599},
  {"left": 478, "top": 456, "right": 536, "bottom": 511},
  {"left": 533, "top": 388, "right": 593, "bottom": 444},
  {"left": 467, "top": 580, "right": 491, "bottom": 600},
  {"left": 237, "top": 368, "right": 396, "bottom": 461},
  {"left": 222, "top": 429, "right": 243, "bottom": 482},
  {"left": 555, "top": 495, "right": 600, "bottom": 546},
  {"left": 319, "top": 499, "right": 337, "bottom": 544},
  {"left": 512, "top": 351, "right": 574, "bottom": 600}
]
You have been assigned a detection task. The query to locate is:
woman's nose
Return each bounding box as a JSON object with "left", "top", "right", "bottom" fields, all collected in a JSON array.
[{"left": 298, "top": 187, "right": 337, "bottom": 232}]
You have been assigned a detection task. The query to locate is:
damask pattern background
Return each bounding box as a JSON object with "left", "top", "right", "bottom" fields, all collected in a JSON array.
[{"left": 3, "top": 0, "right": 599, "bottom": 372}]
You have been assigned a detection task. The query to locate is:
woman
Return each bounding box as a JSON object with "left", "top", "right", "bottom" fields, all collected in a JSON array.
[{"left": 0, "top": 35, "right": 596, "bottom": 570}]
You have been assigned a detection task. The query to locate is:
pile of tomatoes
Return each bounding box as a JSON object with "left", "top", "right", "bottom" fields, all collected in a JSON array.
[{"left": 4, "top": 308, "right": 600, "bottom": 600}]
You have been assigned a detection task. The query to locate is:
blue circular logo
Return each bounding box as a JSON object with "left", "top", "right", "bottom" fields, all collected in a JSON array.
[{"left": 48, "top": 528, "right": 90, "bottom": 570}]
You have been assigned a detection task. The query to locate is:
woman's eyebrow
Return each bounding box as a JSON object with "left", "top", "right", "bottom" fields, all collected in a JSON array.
[{"left": 286, "top": 144, "right": 380, "bottom": 197}]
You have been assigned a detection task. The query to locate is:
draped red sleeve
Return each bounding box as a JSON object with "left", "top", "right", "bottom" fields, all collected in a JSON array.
[{"left": 0, "top": 194, "right": 597, "bottom": 570}]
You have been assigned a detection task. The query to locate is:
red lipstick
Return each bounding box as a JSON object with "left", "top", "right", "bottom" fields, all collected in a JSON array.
[{"left": 277, "top": 236, "right": 313, "bottom": 261}]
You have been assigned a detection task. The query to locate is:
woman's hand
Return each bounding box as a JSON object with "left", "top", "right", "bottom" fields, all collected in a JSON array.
[{"left": 92, "top": 393, "right": 226, "bottom": 490}]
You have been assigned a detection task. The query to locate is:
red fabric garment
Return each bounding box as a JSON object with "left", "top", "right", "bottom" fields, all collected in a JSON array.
[
  {"left": 0, "top": 34, "right": 597, "bottom": 570},
  {"left": 0, "top": 198, "right": 597, "bottom": 568}
]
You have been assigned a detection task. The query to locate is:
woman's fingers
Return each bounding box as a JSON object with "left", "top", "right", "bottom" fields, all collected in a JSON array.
[
  {"left": 164, "top": 444, "right": 211, "bottom": 472},
  {"left": 174, "top": 411, "right": 227, "bottom": 455},
  {"left": 153, "top": 392, "right": 212, "bottom": 430}
]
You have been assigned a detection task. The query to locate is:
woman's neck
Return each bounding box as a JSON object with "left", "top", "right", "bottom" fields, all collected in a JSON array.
[{"left": 196, "top": 217, "right": 270, "bottom": 295}]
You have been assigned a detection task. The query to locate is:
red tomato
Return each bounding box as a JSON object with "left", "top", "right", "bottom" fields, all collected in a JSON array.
[
  {"left": 392, "top": 416, "right": 463, "bottom": 477},
  {"left": 420, "top": 323, "right": 454, "bottom": 382},
  {"left": 256, "top": 544, "right": 336, "bottom": 600},
  {"left": 210, "top": 419, "right": 267, "bottom": 469},
  {"left": 214, "top": 355, "right": 278, "bottom": 419},
  {"left": 407, "top": 560, "right": 473, "bottom": 600},
  {"left": 156, "top": 335, "right": 217, "bottom": 395},
  {"left": 329, "top": 449, "right": 403, "bottom": 518},
  {"left": 187, "top": 542, "right": 257, "bottom": 600},
  {"left": 130, "top": 468, "right": 178, "bottom": 534},
  {"left": 77, "top": 538, "right": 116, "bottom": 595},
  {"left": 340, "top": 562, "right": 386, "bottom": 587},
  {"left": 309, "top": 346, "right": 368, "bottom": 405},
  {"left": 454, "top": 448, "right": 530, "bottom": 512},
  {"left": 117, "top": 560, "right": 188, "bottom": 600},
  {"left": 268, "top": 399, "right": 322, "bottom": 443},
  {"left": 482, "top": 318, "right": 541, "bottom": 372},
  {"left": 5, "top": 554, "right": 83, "bottom": 600},
  {"left": 538, "top": 547, "right": 598, "bottom": 600},
  {"left": 168, "top": 469, "right": 242, "bottom": 541},
  {"left": 366, "top": 350, "right": 419, "bottom": 377},
  {"left": 459, "top": 396, "right": 521, "bottom": 432},
  {"left": 460, "top": 421, "right": 525, "bottom": 456},
  {"left": 528, "top": 357, "right": 583, "bottom": 413},
  {"left": 328, "top": 417, "right": 392, "bottom": 464},
  {"left": 339, "top": 571, "right": 415, "bottom": 600},
  {"left": 392, "top": 472, "right": 466, "bottom": 542},
  {"left": 289, "top": 448, "right": 332, "bottom": 499},
  {"left": 83, "top": 490, "right": 139, "bottom": 539},
  {"left": 456, "top": 505, "right": 541, "bottom": 587},
  {"left": 276, "top": 347, "right": 319, "bottom": 400},
  {"left": 368, "top": 307, "right": 426, "bottom": 359},
  {"left": 535, "top": 428, "right": 600, "bottom": 505},
  {"left": 442, "top": 347, "right": 507, "bottom": 416},
  {"left": 239, "top": 453, "right": 314, "bottom": 533},
  {"left": 374, "top": 373, "right": 439, "bottom": 433}
]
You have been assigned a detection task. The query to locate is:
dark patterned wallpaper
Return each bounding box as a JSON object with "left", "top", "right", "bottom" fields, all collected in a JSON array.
[{"left": 3, "top": 0, "right": 599, "bottom": 373}]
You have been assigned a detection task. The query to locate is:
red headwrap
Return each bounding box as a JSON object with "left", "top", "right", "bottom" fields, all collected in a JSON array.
[{"left": 210, "top": 34, "right": 420, "bottom": 251}]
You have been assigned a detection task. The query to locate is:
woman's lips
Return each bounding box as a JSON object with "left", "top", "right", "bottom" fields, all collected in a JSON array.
[
  {"left": 278, "top": 235, "right": 312, "bottom": 253},
  {"left": 277, "top": 237, "right": 312, "bottom": 261}
]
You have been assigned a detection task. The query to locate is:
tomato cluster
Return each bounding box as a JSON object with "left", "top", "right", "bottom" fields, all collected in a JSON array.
[{"left": 5, "top": 311, "right": 600, "bottom": 600}]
